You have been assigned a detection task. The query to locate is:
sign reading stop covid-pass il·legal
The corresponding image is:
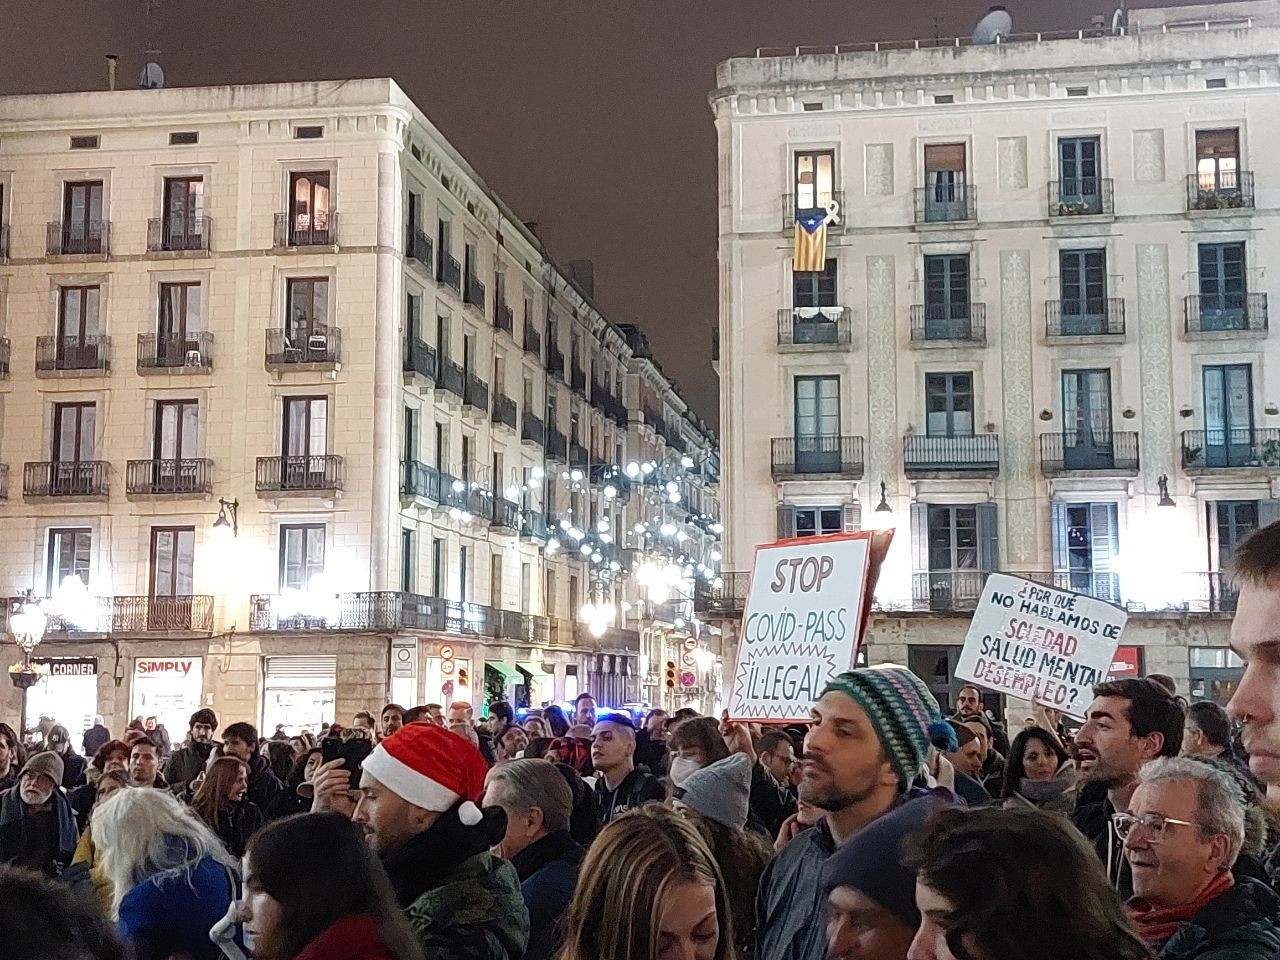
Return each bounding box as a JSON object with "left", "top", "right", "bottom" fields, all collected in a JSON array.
[
  {"left": 727, "top": 532, "right": 884, "bottom": 722},
  {"left": 955, "top": 573, "right": 1127, "bottom": 719}
]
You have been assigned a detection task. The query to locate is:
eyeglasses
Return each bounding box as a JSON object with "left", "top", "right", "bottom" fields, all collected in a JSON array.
[{"left": 1112, "top": 812, "right": 1198, "bottom": 842}]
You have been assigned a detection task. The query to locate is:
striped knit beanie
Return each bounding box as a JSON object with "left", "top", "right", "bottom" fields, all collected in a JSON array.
[{"left": 821, "top": 666, "right": 958, "bottom": 790}]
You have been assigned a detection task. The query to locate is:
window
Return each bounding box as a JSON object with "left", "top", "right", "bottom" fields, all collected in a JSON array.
[
  {"left": 406, "top": 291, "right": 422, "bottom": 344},
  {"left": 928, "top": 505, "right": 978, "bottom": 572},
  {"left": 933, "top": 94, "right": 954, "bottom": 104},
  {"left": 404, "top": 406, "right": 418, "bottom": 463},
  {"left": 1057, "top": 250, "right": 1107, "bottom": 331},
  {"left": 922, "top": 255, "right": 971, "bottom": 337},
  {"left": 56, "top": 286, "right": 101, "bottom": 366},
  {"left": 796, "top": 507, "right": 843, "bottom": 538},
  {"left": 1202, "top": 364, "right": 1254, "bottom": 467},
  {"left": 285, "top": 278, "right": 329, "bottom": 341},
  {"left": 61, "top": 181, "right": 104, "bottom": 252},
  {"left": 459, "top": 546, "right": 470, "bottom": 601},
  {"left": 925, "top": 373, "right": 974, "bottom": 437},
  {"left": 1206, "top": 77, "right": 1228, "bottom": 89},
  {"left": 70, "top": 135, "right": 100, "bottom": 150},
  {"left": 436, "top": 313, "right": 450, "bottom": 360},
  {"left": 1197, "top": 129, "right": 1240, "bottom": 193},
  {"left": 161, "top": 176, "right": 204, "bottom": 248},
  {"left": 288, "top": 171, "right": 331, "bottom": 242},
  {"left": 279, "top": 524, "right": 325, "bottom": 591},
  {"left": 283, "top": 396, "right": 327, "bottom": 460},
  {"left": 434, "top": 422, "right": 447, "bottom": 471},
  {"left": 1211, "top": 501, "right": 1264, "bottom": 570},
  {"left": 521, "top": 563, "right": 532, "bottom": 612},
  {"left": 802, "top": 101, "right": 823, "bottom": 112},
  {"left": 1065, "top": 86, "right": 1089, "bottom": 97},
  {"left": 158, "top": 282, "right": 202, "bottom": 345},
  {"left": 150, "top": 527, "right": 195, "bottom": 598},
  {"left": 461, "top": 435, "right": 472, "bottom": 482},
  {"left": 47, "top": 528, "right": 91, "bottom": 595},
  {"left": 168, "top": 131, "right": 198, "bottom": 145},
  {"left": 432, "top": 538, "right": 445, "bottom": 597},
  {"left": 793, "top": 376, "right": 840, "bottom": 472},
  {"left": 1052, "top": 503, "right": 1119, "bottom": 600},
  {"left": 1057, "top": 136, "right": 1103, "bottom": 212},
  {"left": 911, "top": 503, "right": 997, "bottom": 608},
  {"left": 293, "top": 125, "right": 324, "bottom": 140},
  {"left": 465, "top": 242, "right": 477, "bottom": 280},
  {"left": 154, "top": 398, "right": 199, "bottom": 463},
  {"left": 262, "top": 656, "right": 336, "bottom": 736},
  {"left": 401, "top": 529, "right": 416, "bottom": 593},
  {"left": 793, "top": 258, "right": 838, "bottom": 308},
  {"left": 546, "top": 570, "right": 557, "bottom": 618},
  {"left": 53, "top": 402, "right": 95, "bottom": 462},
  {"left": 923, "top": 143, "right": 967, "bottom": 220},
  {"left": 1198, "top": 242, "right": 1247, "bottom": 329},
  {"left": 1061, "top": 370, "right": 1113, "bottom": 467},
  {"left": 491, "top": 554, "right": 503, "bottom": 608},
  {"left": 793, "top": 150, "right": 835, "bottom": 210}
]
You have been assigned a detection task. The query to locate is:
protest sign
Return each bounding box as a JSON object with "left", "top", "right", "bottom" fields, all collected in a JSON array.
[
  {"left": 955, "top": 573, "right": 1127, "bottom": 718},
  {"left": 727, "top": 529, "right": 892, "bottom": 722}
]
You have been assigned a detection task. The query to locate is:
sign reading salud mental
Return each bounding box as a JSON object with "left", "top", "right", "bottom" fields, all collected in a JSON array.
[
  {"left": 956, "top": 573, "right": 1127, "bottom": 718},
  {"left": 728, "top": 530, "right": 892, "bottom": 722}
]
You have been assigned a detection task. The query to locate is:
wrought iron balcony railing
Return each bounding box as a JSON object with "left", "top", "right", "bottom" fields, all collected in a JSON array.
[
  {"left": 903, "top": 434, "right": 1000, "bottom": 473},
  {"left": 464, "top": 274, "right": 486, "bottom": 312},
  {"left": 126, "top": 458, "right": 214, "bottom": 496},
  {"left": 495, "top": 301, "right": 514, "bottom": 336},
  {"left": 275, "top": 211, "right": 337, "bottom": 247},
  {"left": 520, "top": 511, "right": 550, "bottom": 543},
  {"left": 491, "top": 498, "right": 520, "bottom": 532},
  {"left": 491, "top": 393, "right": 517, "bottom": 431},
  {"left": 546, "top": 427, "right": 568, "bottom": 462},
  {"left": 265, "top": 327, "right": 340, "bottom": 366},
  {"left": 777, "top": 306, "right": 852, "bottom": 348},
  {"left": 463, "top": 373, "right": 489, "bottom": 412},
  {"left": 1182, "top": 429, "right": 1280, "bottom": 470},
  {"left": 911, "top": 571, "right": 991, "bottom": 612},
  {"left": 403, "top": 337, "right": 437, "bottom": 381},
  {"left": 570, "top": 365, "right": 587, "bottom": 394},
  {"left": 1184, "top": 292, "right": 1268, "bottom": 335},
  {"left": 138, "top": 332, "right": 214, "bottom": 371},
  {"left": 148, "top": 216, "right": 211, "bottom": 253},
  {"left": 407, "top": 225, "right": 433, "bottom": 264},
  {"left": 438, "top": 250, "right": 461, "bottom": 292},
  {"left": 0, "top": 463, "right": 8, "bottom": 501},
  {"left": 782, "top": 192, "right": 846, "bottom": 232},
  {"left": 770, "top": 436, "right": 864, "bottom": 479},
  {"left": 1038, "top": 432, "right": 1139, "bottom": 475},
  {"left": 1187, "top": 171, "right": 1254, "bottom": 212},
  {"left": 47, "top": 220, "right": 109, "bottom": 256},
  {"left": 36, "top": 336, "right": 110, "bottom": 373},
  {"left": 524, "top": 325, "right": 542, "bottom": 357},
  {"left": 909, "top": 304, "right": 986, "bottom": 343},
  {"left": 0, "top": 338, "right": 8, "bottom": 378},
  {"left": 521, "top": 412, "right": 545, "bottom": 447},
  {"left": 23, "top": 460, "right": 109, "bottom": 498},
  {"left": 914, "top": 183, "right": 976, "bottom": 223},
  {"left": 1045, "top": 299, "right": 1125, "bottom": 338},
  {"left": 694, "top": 572, "right": 750, "bottom": 617},
  {"left": 256, "top": 455, "right": 344, "bottom": 493},
  {"left": 1047, "top": 178, "right": 1113, "bottom": 217},
  {"left": 546, "top": 345, "right": 565, "bottom": 380},
  {"left": 438, "top": 357, "right": 464, "bottom": 398},
  {"left": 401, "top": 460, "right": 442, "bottom": 502}
]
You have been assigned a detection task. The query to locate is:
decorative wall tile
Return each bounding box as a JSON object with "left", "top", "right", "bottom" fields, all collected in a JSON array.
[
  {"left": 1133, "top": 129, "right": 1166, "bottom": 182},
  {"left": 865, "top": 255, "right": 898, "bottom": 488},
  {"left": 1137, "top": 244, "right": 1175, "bottom": 485},
  {"left": 1000, "top": 250, "right": 1036, "bottom": 564},
  {"left": 865, "top": 144, "right": 894, "bottom": 197},
  {"left": 997, "top": 137, "right": 1028, "bottom": 191}
]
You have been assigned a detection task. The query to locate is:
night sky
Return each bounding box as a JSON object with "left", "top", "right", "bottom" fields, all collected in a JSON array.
[{"left": 0, "top": 0, "right": 1170, "bottom": 423}]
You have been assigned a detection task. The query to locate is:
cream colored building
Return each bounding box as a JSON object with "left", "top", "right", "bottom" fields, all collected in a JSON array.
[
  {"left": 0, "top": 78, "right": 721, "bottom": 737},
  {"left": 707, "top": 2, "right": 1280, "bottom": 711}
]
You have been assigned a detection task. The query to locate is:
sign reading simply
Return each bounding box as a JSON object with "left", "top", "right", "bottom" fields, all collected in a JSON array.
[
  {"left": 728, "top": 532, "right": 882, "bottom": 722},
  {"left": 956, "top": 573, "right": 1127, "bottom": 718}
]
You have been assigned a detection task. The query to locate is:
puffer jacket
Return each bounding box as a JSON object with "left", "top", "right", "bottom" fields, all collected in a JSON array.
[{"left": 1158, "top": 877, "right": 1280, "bottom": 960}]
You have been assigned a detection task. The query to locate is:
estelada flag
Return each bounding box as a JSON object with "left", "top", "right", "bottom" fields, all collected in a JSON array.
[{"left": 794, "top": 207, "right": 833, "bottom": 272}]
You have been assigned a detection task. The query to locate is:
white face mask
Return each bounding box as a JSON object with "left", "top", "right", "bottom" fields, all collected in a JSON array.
[{"left": 669, "top": 756, "right": 702, "bottom": 788}]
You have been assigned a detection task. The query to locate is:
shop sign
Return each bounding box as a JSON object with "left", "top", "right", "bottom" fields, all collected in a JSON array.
[
  {"left": 135, "top": 658, "right": 198, "bottom": 677},
  {"left": 31, "top": 657, "right": 97, "bottom": 677},
  {"left": 1108, "top": 645, "right": 1143, "bottom": 679}
]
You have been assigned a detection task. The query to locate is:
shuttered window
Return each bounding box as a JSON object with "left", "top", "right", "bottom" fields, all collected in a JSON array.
[{"left": 924, "top": 143, "right": 966, "bottom": 171}]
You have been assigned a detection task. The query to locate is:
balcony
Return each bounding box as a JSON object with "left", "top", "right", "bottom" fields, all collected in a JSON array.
[
  {"left": 694, "top": 572, "right": 750, "bottom": 618},
  {"left": 569, "top": 442, "right": 590, "bottom": 469},
  {"left": 546, "top": 427, "right": 568, "bottom": 463},
  {"left": 401, "top": 460, "right": 442, "bottom": 503},
  {"left": 495, "top": 300, "right": 514, "bottom": 336},
  {"left": 463, "top": 373, "right": 489, "bottom": 414},
  {"left": 0, "top": 463, "right": 8, "bottom": 500},
  {"left": 406, "top": 225, "right": 433, "bottom": 265},
  {"left": 909, "top": 304, "right": 986, "bottom": 345},
  {"left": 1181, "top": 429, "right": 1280, "bottom": 472},
  {"left": 403, "top": 337, "right": 437, "bottom": 384},
  {"left": 770, "top": 436, "right": 864, "bottom": 479},
  {"left": 1020, "top": 571, "right": 1123, "bottom": 605},
  {"left": 442, "top": 475, "right": 492, "bottom": 517},
  {"left": 0, "top": 224, "right": 8, "bottom": 261},
  {"left": 591, "top": 382, "right": 629, "bottom": 427},
  {"left": 255, "top": 455, "right": 344, "bottom": 495},
  {"left": 36, "top": 336, "right": 110, "bottom": 375},
  {"left": 492, "top": 393, "right": 517, "bottom": 432},
  {"left": 782, "top": 192, "right": 846, "bottom": 233},
  {"left": 642, "top": 407, "right": 668, "bottom": 438},
  {"left": 114, "top": 595, "right": 215, "bottom": 633},
  {"left": 1184, "top": 293, "right": 1268, "bottom": 336},
  {"left": 437, "top": 250, "right": 461, "bottom": 293},
  {"left": 125, "top": 458, "right": 214, "bottom": 496},
  {"left": 524, "top": 325, "right": 542, "bottom": 357},
  {"left": 250, "top": 591, "right": 409, "bottom": 633},
  {"left": 521, "top": 412, "right": 545, "bottom": 448},
  {"left": 438, "top": 357, "right": 464, "bottom": 400},
  {"left": 914, "top": 184, "right": 975, "bottom": 224},
  {"left": 23, "top": 461, "right": 109, "bottom": 499},
  {"left": 491, "top": 498, "right": 520, "bottom": 534},
  {"left": 147, "top": 216, "right": 211, "bottom": 253},
  {"left": 0, "top": 338, "right": 10, "bottom": 378},
  {"left": 47, "top": 220, "right": 109, "bottom": 257},
  {"left": 911, "top": 571, "right": 990, "bottom": 612},
  {"left": 1047, "top": 178, "right": 1113, "bottom": 217},
  {"left": 520, "top": 511, "right": 550, "bottom": 543},
  {"left": 1045, "top": 299, "right": 1126, "bottom": 339},
  {"left": 264, "top": 328, "right": 340, "bottom": 370},
  {"left": 274, "top": 211, "right": 337, "bottom": 248},
  {"left": 570, "top": 365, "right": 587, "bottom": 394},
  {"left": 464, "top": 274, "right": 486, "bottom": 313},
  {"left": 1187, "top": 171, "right": 1254, "bottom": 212},
  {"left": 547, "top": 345, "right": 565, "bottom": 381},
  {"left": 777, "top": 307, "right": 852, "bottom": 350},
  {"left": 1039, "top": 432, "right": 1139, "bottom": 475},
  {"left": 137, "top": 332, "right": 214, "bottom": 373},
  {"left": 903, "top": 434, "right": 1000, "bottom": 475}
]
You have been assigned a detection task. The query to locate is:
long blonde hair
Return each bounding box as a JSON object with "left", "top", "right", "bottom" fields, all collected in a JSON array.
[
  {"left": 559, "top": 804, "right": 735, "bottom": 960},
  {"left": 92, "top": 786, "right": 238, "bottom": 916}
]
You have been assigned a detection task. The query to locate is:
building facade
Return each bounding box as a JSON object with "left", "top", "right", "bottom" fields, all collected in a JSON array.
[
  {"left": 707, "top": 2, "right": 1280, "bottom": 711},
  {"left": 0, "top": 78, "right": 721, "bottom": 737}
]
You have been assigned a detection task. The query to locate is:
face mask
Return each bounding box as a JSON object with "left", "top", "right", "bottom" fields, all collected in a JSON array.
[{"left": 669, "top": 756, "right": 702, "bottom": 788}]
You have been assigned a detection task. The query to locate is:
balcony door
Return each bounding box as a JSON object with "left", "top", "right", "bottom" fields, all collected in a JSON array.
[
  {"left": 1062, "top": 370, "right": 1113, "bottom": 469},
  {"left": 288, "top": 172, "right": 330, "bottom": 242},
  {"left": 280, "top": 524, "right": 325, "bottom": 592},
  {"left": 792, "top": 258, "right": 839, "bottom": 343},
  {"left": 923, "top": 255, "right": 970, "bottom": 338},
  {"left": 282, "top": 397, "right": 328, "bottom": 487},
  {"left": 794, "top": 376, "right": 840, "bottom": 473},
  {"left": 162, "top": 177, "right": 204, "bottom": 247},
  {"left": 53, "top": 402, "right": 95, "bottom": 494},
  {"left": 47, "top": 528, "right": 92, "bottom": 597},
  {"left": 286, "top": 277, "right": 328, "bottom": 345},
  {"left": 149, "top": 526, "right": 195, "bottom": 629},
  {"left": 153, "top": 399, "right": 199, "bottom": 490},
  {"left": 58, "top": 285, "right": 100, "bottom": 366},
  {"left": 1196, "top": 128, "right": 1240, "bottom": 193},
  {"left": 794, "top": 151, "right": 835, "bottom": 212},
  {"left": 1198, "top": 242, "right": 1246, "bottom": 331},
  {"left": 1209, "top": 500, "right": 1265, "bottom": 610},
  {"left": 923, "top": 143, "right": 967, "bottom": 220},
  {"left": 1052, "top": 502, "right": 1119, "bottom": 600},
  {"left": 1058, "top": 136, "right": 1101, "bottom": 209},
  {"left": 1203, "top": 364, "right": 1253, "bottom": 467},
  {"left": 925, "top": 372, "right": 973, "bottom": 438},
  {"left": 915, "top": 503, "right": 997, "bottom": 610},
  {"left": 1059, "top": 249, "right": 1106, "bottom": 333},
  {"left": 62, "top": 181, "right": 103, "bottom": 250},
  {"left": 158, "top": 282, "right": 202, "bottom": 364}
]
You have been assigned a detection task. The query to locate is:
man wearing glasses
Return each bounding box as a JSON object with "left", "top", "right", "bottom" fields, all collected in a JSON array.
[{"left": 1120, "top": 757, "right": 1280, "bottom": 957}]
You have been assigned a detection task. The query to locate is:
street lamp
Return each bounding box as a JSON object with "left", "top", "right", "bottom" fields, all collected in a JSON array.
[
  {"left": 212, "top": 498, "right": 239, "bottom": 538},
  {"left": 10, "top": 590, "right": 48, "bottom": 660},
  {"left": 1157, "top": 475, "right": 1175, "bottom": 508},
  {"left": 875, "top": 480, "right": 892, "bottom": 513}
]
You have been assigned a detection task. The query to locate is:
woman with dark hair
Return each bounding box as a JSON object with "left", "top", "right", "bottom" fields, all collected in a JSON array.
[
  {"left": 542, "top": 705, "right": 570, "bottom": 738},
  {"left": 666, "top": 716, "right": 730, "bottom": 790},
  {"left": 241, "top": 812, "right": 425, "bottom": 960},
  {"left": 902, "top": 806, "right": 1152, "bottom": 960},
  {"left": 265, "top": 740, "right": 296, "bottom": 785},
  {"left": 269, "top": 747, "right": 323, "bottom": 819},
  {"left": 1001, "top": 726, "right": 1076, "bottom": 813},
  {"left": 190, "top": 757, "right": 264, "bottom": 857},
  {"left": 0, "top": 722, "right": 27, "bottom": 793}
]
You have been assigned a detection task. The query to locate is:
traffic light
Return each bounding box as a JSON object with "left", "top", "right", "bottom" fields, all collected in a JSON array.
[
  {"left": 458, "top": 667, "right": 469, "bottom": 688},
  {"left": 665, "top": 661, "right": 677, "bottom": 689}
]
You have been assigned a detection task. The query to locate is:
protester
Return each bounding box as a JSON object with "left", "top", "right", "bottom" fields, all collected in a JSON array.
[
  {"left": 550, "top": 736, "right": 591, "bottom": 776},
  {"left": 956, "top": 711, "right": 1005, "bottom": 795},
  {"left": 943, "top": 721, "right": 990, "bottom": 806},
  {"left": 270, "top": 746, "right": 324, "bottom": 819},
  {"left": 42, "top": 724, "right": 88, "bottom": 790},
  {"left": 241, "top": 812, "right": 425, "bottom": 960},
  {"left": 483, "top": 759, "right": 584, "bottom": 960},
  {"left": 1182, "top": 700, "right": 1256, "bottom": 788},
  {"left": 0, "top": 751, "right": 78, "bottom": 876},
  {"left": 190, "top": 756, "right": 265, "bottom": 857},
  {"left": 1002, "top": 726, "right": 1076, "bottom": 813},
  {"left": 543, "top": 705, "right": 570, "bottom": 738},
  {"left": 381, "top": 703, "right": 406, "bottom": 740},
  {"left": 265, "top": 740, "right": 296, "bottom": 785},
  {"left": 308, "top": 757, "right": 362, "bottom": 819},
  {"left": 487, "top": 701, "right": 516, "bottom": 740},
  {"left": 0, "top": 721, "right": 27, "bottom": 793},
  {"left": 674, "top": 753, "right": 774, "bottom": 959},
  {"left": 572, "top": 693, "right": 597, "bottom": 727},
  {"left": 1226, "top": 522, "right": 1280, "bottom": 788},
  {"left": 757, "top": 666, "right": 957, "bottom": 960},
  {"left": 0, "top": 865, "right": 127, "bottom": 960},
  {"left": 354, "top": 722, "right": 529, "bottom": 959},
  {"left": 165, "top": 708, "right": 219, "bottom": 795},
  {"left": 524, "top": 716, "right": 549, "bottom": 740},
  {"left": 821, "top": 796, "right": 945, "bottom": 960},
  {"left": 667, "top": 716, "right": 731, "bottom": 789},
  {"left": 559, "top": 804, "right": 733, "bottom": 960},
  {"left": 635, "top": 708, "right": 668, "bottom": 773},
  {"left": 82, "top": 715, "right": 111, "bottom": 760},
  {"left": 127, "top": 737, "right": 168, "bottom": 789},
  {"left": 70, "top": 738, "right": 131, "bottom": 829},
  {"left": 748, "top": 728, "right": 798, "bottom": 837},
  {"left": 354, "top": 711, "right": 378, "bottom": 736},
  {"left": 69, "top": 768, "right": 128, "bottom": 913},
  {"left": 223, "top": 722, "right": 283, "bottom": 810},
  {"left": 143, "top": 717, "right": 172, "bottom": 758},
  {"left": 1072, "top": 677, "right": 1185, "bottom": 896},
  {"left": 1121, "top": 756, "right": 1280, "bottom": 959},
  {"left": 590, "top": 713, "right": 664, "bottom": 824},
  {"left": 497, "top": 725, "right": 530, "bottom": 761},
  {"left": 553, "top": 761, "right": 600, "bottom": 847},
  {"left": 93, "top": 787, "right": 238, "bottom": 960}
]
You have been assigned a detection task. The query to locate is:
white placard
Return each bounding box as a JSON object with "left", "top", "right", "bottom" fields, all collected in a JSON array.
[
  {"left": 956, "top": 574, "right": 1127, "bottom": 718},
  {"left": 728, "top": 533, "right": 874, "bottom": 722}
]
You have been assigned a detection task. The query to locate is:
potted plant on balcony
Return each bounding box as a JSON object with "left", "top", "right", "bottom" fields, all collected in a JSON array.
[{"left": 9, "top": 660, "right": 47, "bottom": 689}]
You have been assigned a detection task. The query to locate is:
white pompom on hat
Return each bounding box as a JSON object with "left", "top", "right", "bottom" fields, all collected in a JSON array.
[{"left": 361, "top": 722, "right": 489, "bottom": 826}]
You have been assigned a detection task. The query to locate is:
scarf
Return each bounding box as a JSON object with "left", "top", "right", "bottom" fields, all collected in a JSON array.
[
  {"left": 381, "top": 802, "right": 507, "bottom": 908},
  {"left": 510, "top": 829, "right": 583, "bottom": 883},
  {"left": 1128, "top": 870, "right": 1234, "bottom": 950}
]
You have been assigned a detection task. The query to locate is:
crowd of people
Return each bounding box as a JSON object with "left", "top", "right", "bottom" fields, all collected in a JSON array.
[{"left": 11, "top": 521, "right": 1280, "bottom": 960}]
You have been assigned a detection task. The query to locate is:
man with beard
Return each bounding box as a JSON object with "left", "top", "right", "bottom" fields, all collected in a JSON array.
[
  {"left": 0, "top": 752, "right": 78, "bottom": 877},
  {"left": 756, "top": 666, "right": 957, "bottom": 960},
  {"left": 1070, "top": 678, "right": 1184, "bottom": 897},
  {"left": 1226, "top": 523, "right": 1280, "bottom": 793},
  {"left": 164, "top": 708, "right": 218, "bottom": 795}
]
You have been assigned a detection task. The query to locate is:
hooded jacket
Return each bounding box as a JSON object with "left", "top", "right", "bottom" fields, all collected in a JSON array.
[
  {"left": 1071, "top": 792, "right": 1133, "bottom": 899},
  {"left": 1003, "top": 761, "right": 1078, "bottom": 814},
  {"left": 1156, "top": 877, "right": 1280, "bottom": 960},
  {"left": 0, "top": 782, "right": 78, "bottom": 876},
  {"left": 243, "top": 752, "right": 282, "bottom": 813}
]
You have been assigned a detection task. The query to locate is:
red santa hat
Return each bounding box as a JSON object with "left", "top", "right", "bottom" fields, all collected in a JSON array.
[{"left": 361, "top": 722, "right": 488, "bottom": 826}]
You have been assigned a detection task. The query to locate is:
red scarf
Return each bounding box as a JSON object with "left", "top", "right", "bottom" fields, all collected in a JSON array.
[{"left": 1127, "top": 871, "right": 1234, "bottom": 950}]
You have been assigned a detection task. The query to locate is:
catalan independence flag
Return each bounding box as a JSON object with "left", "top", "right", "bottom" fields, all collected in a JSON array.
[{"left": 794, "top": 206, "right": 834, "bottom": 273}]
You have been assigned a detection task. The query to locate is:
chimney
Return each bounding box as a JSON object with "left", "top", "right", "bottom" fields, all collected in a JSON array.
[{"left": 106, "top": 54, "right": 118, "bottom": 91}]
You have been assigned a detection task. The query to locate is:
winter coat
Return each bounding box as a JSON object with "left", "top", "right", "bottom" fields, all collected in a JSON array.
[
  {"left": 244, "top": 752, "right": 283, "bottom": 812},
  {"left": 592, "top": 767, "right": 665, "bottom": 825},
  {"left": 165, "top": 740, "right": 214, "bottom": 795},
  {"left": 204, "top": 799, "right": 265, "bottom": 858},
  {"left": 0, "top": 783, "right": 78, "bottom": 877},
  {"left": 145, "top": 725, "right": 172, "bottom": 758},
  {"left": 56, "top": 751, "right": 88, "bottom": 790},
  {"left": 1158, "top": 877, "right": 1280, "bottom": 960},
  {"left": 757, "top": 816, "right": 835, "bottom": 960},
  {"left": 70, "top": 823, "right": 113, "bottom": 914},
  {"left": 1071, "top": 792, "right": 1133, "bottom": 899},
  {"left": 82, "top": 724, "right": 110, "bottom": 758},
  {"left": 750, "top": 762, "right": 798, "bottom": 839},
  {"left": 117, "top": 851, "right": 237, "bottom": 960},
  {"left": 294, "top": 914, "right": 398, "bottom": 960},
  {"left": 511, "top": 830, "right": 584, "bottom": 960},
  {"left": 1004, "top": 762, "right": 1079, "bottom": 814}
]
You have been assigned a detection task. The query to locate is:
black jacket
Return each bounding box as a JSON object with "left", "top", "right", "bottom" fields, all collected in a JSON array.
[
  {"left": 634, "top": 730, "right": 667, "bottom": 776},
  {"left": 244, "top": 753, "right": 282, "bottom": 813},
  {"left": 1158, "top": 877, "right": 1280, "bottom": 960},
  {"left": 207, "top": 800, "right": 264, "bottom": 858},
  {"left": 82, "top": 724, "right": 110, "bottom": 758},
  {"left": 1070, "top": 792, "right": 1132, "bottom": 899},
  {"left": 592, "top": 768, "right": 664, "bottom": 825},
  {"left": 55, "top": 752, "right": 88, "bottom": 790},
  {"left": 749, "top": 762, "right": 797, "bottom": 838},
  {"left": 511, "top": 830, "right": 584, "bottom": 960}
]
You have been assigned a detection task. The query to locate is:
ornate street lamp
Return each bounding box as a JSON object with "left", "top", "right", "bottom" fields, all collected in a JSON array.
[{"left": 8, "top": 589, "right": 48, "bottom": 690}]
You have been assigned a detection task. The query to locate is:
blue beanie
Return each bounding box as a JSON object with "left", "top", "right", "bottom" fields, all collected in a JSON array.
[{"left": 820, "top": 665, "right": 957, "bottom": 790}]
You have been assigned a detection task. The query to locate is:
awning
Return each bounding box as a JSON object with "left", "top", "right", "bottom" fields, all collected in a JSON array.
[
  {"left": 515, "top": 662, "right": 544, "bottom": 676},
  {"left": 485, "top": 660, "right": 520, "bottom": 682}
]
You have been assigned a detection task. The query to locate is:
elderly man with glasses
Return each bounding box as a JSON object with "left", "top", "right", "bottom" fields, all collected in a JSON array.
[{"left": 1119, "top": 756, "right": 1280, "bottom": 959}]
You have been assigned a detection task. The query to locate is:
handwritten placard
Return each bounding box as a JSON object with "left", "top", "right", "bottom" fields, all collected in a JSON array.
[
  {"left": 956, "top": 573, "right": 1127, "bottom": 718},
  {"left": 728, "top": 531, "right": 890, "bottom": 722}
]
